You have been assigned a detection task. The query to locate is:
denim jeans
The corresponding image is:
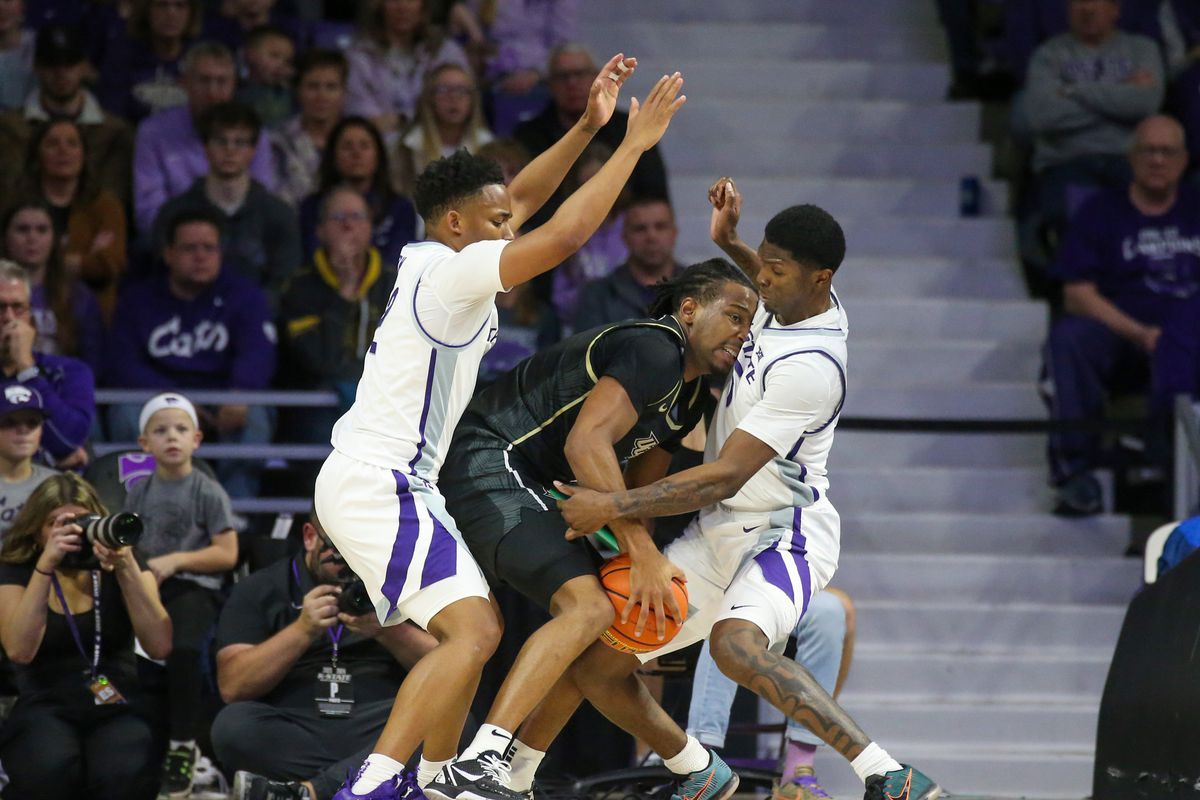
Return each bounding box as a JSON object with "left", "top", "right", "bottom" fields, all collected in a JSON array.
[{"left": 686, "top": 589, "right": 846, "bottom": 748}]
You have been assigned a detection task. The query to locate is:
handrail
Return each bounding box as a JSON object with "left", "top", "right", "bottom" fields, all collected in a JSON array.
[
  {"left": 93, "top": 443, "right": 332, "bottom": 460},
  {"left": 94, "top": 389, "right": 339, "bottom": 407},
  {"left": 1175, "top": 396, "right": 1200, "bottom": 520}
]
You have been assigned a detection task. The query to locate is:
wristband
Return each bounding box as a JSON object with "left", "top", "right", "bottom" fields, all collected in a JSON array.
[
  {"left": 33, "top": 565, "right": 54, "bottom": 576},
  {"left": 15, "top": 365, "right": 40, "bottom": 382}
]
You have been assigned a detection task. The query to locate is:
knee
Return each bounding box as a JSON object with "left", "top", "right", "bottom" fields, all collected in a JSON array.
[
  {"left": 551, "top": 581, "right": 615, "bottom": 638},
  {"left": 210, "top": 703, "right": 261, "bottom": 767},
  {"left": 709, "top": 622, "right": 759, "bottom": 686},
  {"left": 1047, "top": 315, "right": 1108, "bottom": 358}
]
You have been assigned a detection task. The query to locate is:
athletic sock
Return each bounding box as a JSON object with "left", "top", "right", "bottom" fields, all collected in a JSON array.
[
  {"left": 781, "top": 740, "right": 818, "bottom": 781},
  {"left": 461, "top": 724, "right": 515, "bottom": 761},
  {"left": 352, "top": 754, "right": 404, "bottom": 794},
  {"left": 849, "top": 743, "right": 902, "bottom": 784},
  {"left": 168, "top": 738, "right": 196, "bottom": 753},
  {"left": 417, "top": 756, "right": 453, "bottom": 788},
  {"left": 507, "top": 739, "right": 547, "bottom": 792},
  {"left": 663, "top": 736, "right": 711, "bottom": 776}
]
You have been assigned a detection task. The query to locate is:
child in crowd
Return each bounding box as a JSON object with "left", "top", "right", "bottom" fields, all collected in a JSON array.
[
  {"left": 237, "top": 24, "right": 296, "bottom": 128},
  {"left": 122, "top": 391, "right": 239, "bottom": 799},
  {"left": 0, "top": 382, "right": 56, "bottom": 538}
]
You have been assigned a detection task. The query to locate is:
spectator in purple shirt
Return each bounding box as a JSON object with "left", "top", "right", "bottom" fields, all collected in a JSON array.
[
  {"left": 0, "top": 259, "right": 95, "bottom": 469},
  {"left": 343, "top": 0, "right": 470, "bottom": 137},
  {"left": 298, "top": 116, "right": 417, "bottom": 268},
  {"left": 0, "top": 201, "right": 105, "bottom": 379},
  {"left": 1042, "top": 115, "right": 1200, "bottom": 515},
  {"left": 96, "top": 0, "right": 203, "bottom": 123},
  {"left": 107, "top": 207, "right": 277, "bottom": 497},
  {"left": 133, "top": 41, "right": 277, "bottom": 236}
]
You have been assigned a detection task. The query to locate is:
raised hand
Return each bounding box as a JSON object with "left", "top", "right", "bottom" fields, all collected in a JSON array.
[
  {"left": 708, "top": 176, "right": 742, "bottom": 247},
  {"left": 582, "top": 53, "right": 637, "bottom": 134},
  {"left": 623, "top": 72, "right": 686, "bottom": 153}
]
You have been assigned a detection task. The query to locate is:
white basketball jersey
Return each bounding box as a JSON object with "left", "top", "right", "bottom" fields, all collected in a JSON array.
[
  {"left": 707, "top": 292, "right": 848, "bottom": 514},
  {"left": 331, "top": 239, "right": 510, "bottom": 481}
]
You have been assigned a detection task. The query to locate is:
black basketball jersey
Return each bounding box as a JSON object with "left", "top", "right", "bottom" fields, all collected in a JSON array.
[{"left": 455, "top": 317, "right": 711, "bottom": 483}]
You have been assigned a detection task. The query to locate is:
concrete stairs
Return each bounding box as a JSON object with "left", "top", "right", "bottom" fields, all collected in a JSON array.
[{"left": 579, "top": 1, "right": 1141, "bottom": 797}]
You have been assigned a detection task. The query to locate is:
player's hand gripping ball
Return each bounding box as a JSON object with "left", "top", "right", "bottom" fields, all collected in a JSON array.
[{"left": 599, "top": 553, "right": 689, "bottom": 654}]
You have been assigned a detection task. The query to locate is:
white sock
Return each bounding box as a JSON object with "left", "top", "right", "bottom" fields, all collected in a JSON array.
[
  {"left": 352, "top": 753, "right": 404, "bottom": 794},
  {"left": 663, "top": 736, "right": 710, "bottom": 776},
  {"left": 417, "top": 756, "right": 453, "bottom": 788},
  {"left": 461, "top": 724, "right": 515, "bottom": 760},
  {"left": 507, "top": 739, "right": 547, "bottom": 792},
  {"left": 849, "top": 743, "right": 902, "bottom": 784},
  {"left": 169, "top": 739, "right": 196, "bottom": 754}
]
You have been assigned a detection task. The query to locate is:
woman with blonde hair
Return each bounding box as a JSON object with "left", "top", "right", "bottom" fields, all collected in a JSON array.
[
  {"left": 343, "top": 0, "right": 470, "bottom": 136},
  {"left": 0, "top": 472, "right": 172, "bottom": 800},
  {"left": 393, "top": 62, "right": 494, "bottom": 193}
]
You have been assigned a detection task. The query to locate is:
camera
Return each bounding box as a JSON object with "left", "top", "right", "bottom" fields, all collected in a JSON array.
[
  {"left": 337, "top": 574, "right": 374, "bottom": 616},
  {"left": 59, "top": 513, "right": 144, "bottom": 570}
]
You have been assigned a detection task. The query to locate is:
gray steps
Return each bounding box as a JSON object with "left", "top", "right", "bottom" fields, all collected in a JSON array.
[
  {"left": 833, "top": 432, "right": 1044, "bottom": 468},
  {"left": 660, "top": 139, "right": 993, "bottom": 180},
  {"left": 828, "top": 465, "right": 1052, "bottom": 514},
  {"left": 850, "top": 601, "right": 1128, "bottom": 649},
  {"left": 850, "top": 340, "right": 1039, "bottom": 383},
  {"left": 657, "top": 60, "right": 948, "bottom": 102},
  {"left": 833, "top": 555, "right": 1139, "bottom": 604},
  {"left": 844, "top": 299, "right": 1045, "bottom": 340},
  {"left": 841, "top": 382, "right": 1044, "bottom": 420},
  {"left": 833, "top": 258, "right": 1027, "bottom": 300},
  {"left": 839, "top": 511, "right": 1131, "bottom": 555},
  {"left": 837, "top": 698, "right": 1098, "bottom": 747},
  {"left": 587, "top": 21, "right": 946, "bottom": 62},
  {"left": 677, "top": 215, "right": 1015, "bottom": 260},
  {"left": 843, "top": 649, "right": 1111, "bottom": 699},
  {"left": 669, "top": 176, "right": 1008, "bottom": 219}
]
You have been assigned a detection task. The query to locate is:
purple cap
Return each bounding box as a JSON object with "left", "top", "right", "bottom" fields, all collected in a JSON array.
[{"left": 0, "top": 382, "right": 45, "bottom": 418}]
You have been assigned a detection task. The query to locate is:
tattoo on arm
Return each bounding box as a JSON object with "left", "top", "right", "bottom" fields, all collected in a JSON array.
[
  {"left": 720, "top": 625, "right": 870, "bottom": 760},
  {"left": 610, "top": 472, "right": 731, "bottom": 519}
]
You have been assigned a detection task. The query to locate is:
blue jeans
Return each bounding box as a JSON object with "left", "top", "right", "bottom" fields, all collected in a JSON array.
[{"left": 686, "top": 590, "right": 846, "bottom": 748}]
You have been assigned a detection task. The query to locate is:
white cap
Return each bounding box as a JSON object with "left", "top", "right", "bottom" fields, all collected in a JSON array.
[{"left": 138, "top": 392, "right": 200, "bottom": 433}]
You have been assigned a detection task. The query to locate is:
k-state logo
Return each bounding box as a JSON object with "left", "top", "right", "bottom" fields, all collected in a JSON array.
[
  {"left": 4, "top": 386, "right": 32, "bottom": 404},
  {"left": 629, "top": 433, "right": 659, "bottom": 459},
  {"left": 149, "top": 316, "right": 229, "bottom": 358}
]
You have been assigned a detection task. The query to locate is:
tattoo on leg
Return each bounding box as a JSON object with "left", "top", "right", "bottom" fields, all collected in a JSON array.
[{"left": 721, "top": 626, "right": 870, "bottom": 760}]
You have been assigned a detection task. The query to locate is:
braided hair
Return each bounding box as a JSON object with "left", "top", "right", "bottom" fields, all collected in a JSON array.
[{"left": 646, "top": 258, "right": 756, "bottom": 319}]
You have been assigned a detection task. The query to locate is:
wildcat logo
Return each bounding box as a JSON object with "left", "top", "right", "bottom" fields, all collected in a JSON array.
[
  {"left": 4, "top": 386, "right": 32, "bottom": 404},
  {"left": 629, "top": 433, "right": 659, "bottom": 458},
  {"left": 149, "top": 316, "right": 229, "bottom": 358}
]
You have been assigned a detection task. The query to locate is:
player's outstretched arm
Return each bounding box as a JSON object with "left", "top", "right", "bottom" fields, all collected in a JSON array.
[
  {"left": 498, "top": 72, "right": 686, "bottom": 290},
  {"left": 709, "top": 177, "right": 762, "bottom": 280},
  {"left": 506, "top": 53, "right": 636, "bottom": 230},
  {"left": 557, "top": 429, "right": 776, "bottom": 534}
]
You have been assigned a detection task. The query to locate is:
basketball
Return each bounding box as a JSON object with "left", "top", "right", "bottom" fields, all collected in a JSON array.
[{"left": 598, "top": 553, "right": 688, "bottom": 654}]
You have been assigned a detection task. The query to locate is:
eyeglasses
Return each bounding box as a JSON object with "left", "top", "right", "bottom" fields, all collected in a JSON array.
[
  {"left": 0, "top": 302, "right": 30, "bottom": 315},
  {"left": 432, "top": 85, "right": 472, "bottom": 98}
]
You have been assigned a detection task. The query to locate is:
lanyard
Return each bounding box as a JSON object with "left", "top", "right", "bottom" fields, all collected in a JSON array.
[
  {"left": 50, "top": 571, "right": 101, "bottom": 680},
  {"left": 291, "top": 559, "right": 344, "bottom": 663}
]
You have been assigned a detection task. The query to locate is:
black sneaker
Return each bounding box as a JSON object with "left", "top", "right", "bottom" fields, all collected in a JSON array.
[
  {"left": 160, "top": 742, "right": 198, "bottom": 799},
  {"left": 1054, "top": 472, "right": 1102, "bottom": 516},
  {"left": 233, "top": 770, "right": 314, "bottom": 800},
  {"left": 864, "top": 764, "right": 941, "bottom": 800},
  {"left": 425, "top": 752, "right": 523, "bottom": 800}
]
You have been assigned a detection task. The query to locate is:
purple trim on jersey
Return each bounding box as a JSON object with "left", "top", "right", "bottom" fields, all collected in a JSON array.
[
  {"left": 759, "top": 348, "right": 846, "bottom": 435},
  {"left": 368, "top": 341, "right": 377, "bottom": 354},
  {"left": 755, "top": 549, "right": 794, "bottom": 602},
  {"left": 786, "top": 436, "right": 805, "bottom": 460},
  {"left": 419, "top": 513, "right": 458, "bottom": 588},
  {"left": 407, "top": 351, "right": 438, "bottom": 474},
  {"left": 382, "top": 470, "right": 422, "bottom": 615},
  {"left": 755, "top": 506, "right": 813, "bottom": 615},
  {"left": 411, "top": 277, "right": 491, "bottom": 349}
]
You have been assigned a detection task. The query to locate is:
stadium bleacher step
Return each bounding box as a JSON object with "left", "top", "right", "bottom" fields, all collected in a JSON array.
[
  {"left": 841, "top": 382, "right": 1045, "bottom": 420},
  {"left": 849, "top": 600, "right": 1130, "bottom": 646},
  {"left": 834, "top": 431, "right": 1046, "bottom": 468},
  {"left": 839, "top": 511, "right": 1131, "bottom": 556},
  {"left": 844, "top": 649, "right": 1113, "bottom": 698},
  {"left": 657, "top": 60, "right": 949, "bottom": 102},
  {"left": 840, "top": 299, "right": 1046, "bottom": 340}
]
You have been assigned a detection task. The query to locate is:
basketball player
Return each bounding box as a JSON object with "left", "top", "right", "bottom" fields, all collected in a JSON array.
[
  {"left": 312, "top": 58, "right": 688, "bottom": 800},
  {"left": 535, "top": 179, "right": 943, "bottom": 800},
  {"left": 427, "top": 260, "right": 756, "bottom": 800}
]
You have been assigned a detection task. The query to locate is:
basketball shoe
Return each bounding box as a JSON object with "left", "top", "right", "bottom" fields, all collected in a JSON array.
[
  {"left": 670, "top": 750, "right": 739, "bottom": 800},
  {"left": 333, "top": 767, "right": 426, "bottom": 799},
  {"left": 425, "top": 752, "right": 523, "bottom": 800},
  {"left": 772, "top": 765, "right": 831, "bottom": 799},
  {"left": 864, "top": 764, "right": 941, "bottom": 800}
]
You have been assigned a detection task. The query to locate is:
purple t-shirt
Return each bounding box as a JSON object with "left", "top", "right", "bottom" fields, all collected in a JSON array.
[{"left": 1052, "top": 185, "right": 1200, "bottom": 314}]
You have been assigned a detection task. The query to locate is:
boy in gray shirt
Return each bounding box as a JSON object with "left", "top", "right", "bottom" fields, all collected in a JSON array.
[
  {"left": 123, "top": 392, "right": 239, "bottom": 799},
  {"left": 0, "top": 382, "right": 56, "bottom": 539}
]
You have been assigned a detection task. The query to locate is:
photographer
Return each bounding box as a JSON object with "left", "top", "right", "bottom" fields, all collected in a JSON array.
[
  {"left": 212, "top": 509, "right": 437, "bottom": 800},
  {"left": 0, "top": 473, "right": 171, "bottom": 800}
]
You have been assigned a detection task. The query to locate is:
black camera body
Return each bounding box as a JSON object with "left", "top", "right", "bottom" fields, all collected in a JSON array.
[
  {"left": 337, "top": 575, "right": 374, "bottom": 617},
  {"left": 59, "top": 513, "right": 144, "bottom": 570}
]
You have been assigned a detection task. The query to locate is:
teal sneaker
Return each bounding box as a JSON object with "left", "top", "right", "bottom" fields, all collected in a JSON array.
[
  {"left": 671, "top": 750, "right": 739, "bottom": 800},
  {"left": 864, "top": 764, "right": 941, "bottom": 800}
]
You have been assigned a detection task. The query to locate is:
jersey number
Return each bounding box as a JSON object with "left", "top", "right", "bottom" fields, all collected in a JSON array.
[{"left": 369, "top": 285, "right": 400, "bottom": 356}]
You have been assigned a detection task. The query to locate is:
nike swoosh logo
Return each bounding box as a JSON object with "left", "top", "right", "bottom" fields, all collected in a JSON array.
[
  {"left": 742, "top": 525, "right": 758, "bottom": 533},
  {"left": 452, "top": 769, "right": 486, "bottom": 782},
  {"left": 730, "top": 604, "right": 755, "bottom": 611}
]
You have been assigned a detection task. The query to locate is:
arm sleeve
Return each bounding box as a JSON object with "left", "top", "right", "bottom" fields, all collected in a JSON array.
[
  {"left": 1049, "top": 196, "right": 1106, "bottom": 282},
  {"left": 29, "top": 359, "right": 96, "bottom": 459},
  {"left": 250, "top": 130, "right": 277, "bottom": 191},
  {"left": 1022, "top": 44, "right": 1104, "bottom": 133},
  {"left": 344, "top": 49, "right": 386, "bottom": 118},
  {"left": 1071, "top": 39, "right": 1165, "bottom": 121},
  {"left": 105, "top": 288, "right": 173, "bottom": 389},
  {"left": 132, "top": 125, "right": 167, "bottom": 235},
  {"left": 229, "top": 287, "right": 278, "bottom": 389},
  {"left": 214, "top": 580, "right": 273, "bottom": 648},
  {"left": 737, "top": 357, "right": 843, "bottom": 457},
  {"left": 591, "top": 330, "right": 682, "bottom": 411},
  {"left": 200, "top": 478, "right": 238, "bottom": 538},
  {"left": 412, "top": 240, "right": 510, "bottom": 344}
]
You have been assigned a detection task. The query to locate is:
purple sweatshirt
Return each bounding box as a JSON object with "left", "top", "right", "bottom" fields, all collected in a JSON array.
[
  {"left": 106, "top": 270, "right": 277, "bottom": 390},
  {"left": 133, "top": 105, "right": 277, "bottom": 234},
  {"left": 19, "top": 352, "right": 96, "bottom": 461},
  {"left": 485, "top": 0, "right": 579, "bottom": 79}
]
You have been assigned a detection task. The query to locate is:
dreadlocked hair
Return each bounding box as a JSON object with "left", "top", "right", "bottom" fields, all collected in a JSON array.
[
  {"left": 413, "top": 148, "right": 506, "bottom": 223},
  {"left": 646, "top": 258, "right": 757, "bottom": 319}
]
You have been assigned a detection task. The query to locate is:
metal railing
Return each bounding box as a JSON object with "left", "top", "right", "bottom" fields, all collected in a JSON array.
[{"left": 1175, "top": 397, "right": 1200, "bottom": 520}]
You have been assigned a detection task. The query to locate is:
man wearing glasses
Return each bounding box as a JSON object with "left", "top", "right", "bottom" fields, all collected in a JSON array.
[
  {"left": 212, "top": 509, "right": 438, "bottom": 800},
  {"left": 1042, "top": 114, "right": 1200, "bottom": 514}
]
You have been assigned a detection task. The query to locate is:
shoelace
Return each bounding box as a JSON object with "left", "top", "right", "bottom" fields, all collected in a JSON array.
[{"left": 477, "top": 752, "right": 514, "bottom": 785}]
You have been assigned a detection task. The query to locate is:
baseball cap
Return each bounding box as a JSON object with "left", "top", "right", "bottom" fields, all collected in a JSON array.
[
  {"left": 138, "top": 392, "right": 200, "bottom": 433},
  {"left": 35, "top": 25, "right": 86, "bottom": 68},
  {"left": 0, "top": 382, "right": 45, "bottom": 418}
]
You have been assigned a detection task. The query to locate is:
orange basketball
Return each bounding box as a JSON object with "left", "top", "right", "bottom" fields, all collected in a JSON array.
[{"left": 598, "top": 553, "right": 688, "bottom": 654}]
